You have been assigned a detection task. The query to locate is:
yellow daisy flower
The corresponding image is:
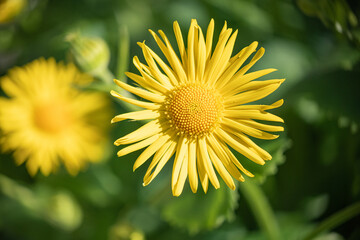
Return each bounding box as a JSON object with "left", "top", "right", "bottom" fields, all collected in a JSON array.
[
  {"left": 0, "top": 58, "right": 111, "bottom": 176},
  {"left": 111, "top": 19, "right": 285, "bottom": 196}
]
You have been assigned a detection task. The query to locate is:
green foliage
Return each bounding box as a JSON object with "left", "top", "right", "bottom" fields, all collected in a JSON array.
[
  {"left": 1, "top": 0, "right": 360, "bottom": 240},
  {"left": 162, "top": 184, "right": 238, "bottom": 234}
]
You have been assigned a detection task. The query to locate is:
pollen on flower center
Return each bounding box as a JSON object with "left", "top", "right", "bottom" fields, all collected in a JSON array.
[
  {"left": 33, "top": 102, "right": 71, "bottom": 133},
  {"left": 167, "top": 85, "right": 221, "bottom": 136}
]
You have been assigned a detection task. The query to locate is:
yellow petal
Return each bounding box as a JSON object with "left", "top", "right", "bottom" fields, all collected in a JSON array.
[
  {"left": 173, "top": 21, "right": 187, "bottom": 66},
  {"left": 111, "top": 110, "right": 160, "bottom": 123},
  {"left": 114, "top": 79, "right": 165, "bottom": 103},
  {"left": 216, "top": 41, "right": 259, "bottom": 89},
  {"left": 173, "top": 149, "right": 188, "bottom": 196},
  {"left": 142, "top": 43, "right": 179, "bottom": 86},
  {"left": 114, "top": 120, "right": 162, "bottom": 146},
  {"left": 203, "top": 29, "right": 232, "bottom": 86},
  {"left": 198, "top": 137, "right": 220, "bottom": 189},
  {"left": 207, "top": 134, "right": 245, "bottom": 181},
  {"left": 187, "top": 19, "right": 197, "bottom": 83},
  {"left": 238, "top": 119, "right": 284, "bottom": 132},
  {"left": 232, "top": 79, "right": 285, "bottom": 96},
  {"left": 196, "top": 145, "right": 209, "bottom": 193},
  {"left": 222, "top": 118, "right": 279, "bottom": 140},
  {"left": 138, "top": 42, "right": 173, "bottom": 88},
  {"left": 216, "top": 128, "right": 265, "bottom": 165},
  {"left": 171, "top": 135, "right": 188, "bottom": 189},
  {"left": 132, "top": 56, "right": 170, "bottom": 94},
  {"left": 143, "top": 140, "right": 177, "bottom": 186},
  {"left": 224, "top": 109, "right": 284, "bottom": 123},
  {"left": 133, "top": 133, "right": 171, "bottom": 171},
  {"left": 205, "top": 19, "right": 215, "bottom": 60},
  {"left": 227, "top": 99, "right": 284, "bottom": 111},
  {"left": 110, "top": 90, "right": 160, "bottom": 110},
  {"left": 196, "top": 25, "right": 207, "bottom": 84},
  {"left": 222, "top": 68, "right": 278, "bottom": 95},
  {"left": 207, "top": 142, "right": 236, "bottom": 190},
  {"left": 188, "top": 140, "right": 198, "bottom": 193},
  {"left": 225, "top": 80, "right": 284, "bottom": 107},
  {"left": 117, "top": 134, "right": 160, "bottom": 157},
  {"left": 208, "top": 30, "right": 238, "bottom": 87},
  {"left": 150, "top": 30, "right": 187, "bottom": 84}
]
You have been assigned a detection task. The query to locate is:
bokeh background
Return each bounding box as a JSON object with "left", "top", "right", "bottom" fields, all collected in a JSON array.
[{"left": 0, "top": 0, "right": 360, "bottom": 239}]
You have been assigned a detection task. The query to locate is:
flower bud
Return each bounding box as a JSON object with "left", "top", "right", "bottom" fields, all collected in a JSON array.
[{"left": 66, "top": 32, "right": 111, "bottom": 79}]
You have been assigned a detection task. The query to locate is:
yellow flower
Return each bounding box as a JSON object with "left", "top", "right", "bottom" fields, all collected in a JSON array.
[
  {"left": 0, "top": 0, "right": 27, "bottom": 24},
  {"left": 0, "top": 58, "right": 111, "bottom": 176},
  {"left": 111, "top": 19, "right": 285, "bottom": 196}
]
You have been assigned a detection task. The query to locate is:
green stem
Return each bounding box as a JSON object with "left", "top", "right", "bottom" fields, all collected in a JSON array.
[
  {"left": 303, "top": 201, "right": 360, "bottom": 240},
  {"left": 95, "top": 67, "right": 114, "bottom": 85},
  {"left": 116, "top": 24, "right": 130, "bottom": 80},
  {"left": 239, "top": 181, "right": 281, "bottom": 240}
]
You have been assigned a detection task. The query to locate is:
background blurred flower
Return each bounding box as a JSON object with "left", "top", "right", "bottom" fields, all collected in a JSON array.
[
  {"left": 0, "top": 58, "right": 112, "bottom": 176},
  {"left": 111, "top": 19, "right": 284, "bottom": 196},
  {"left": 0, "top": 0, "right": 27, "bottom": 24}
]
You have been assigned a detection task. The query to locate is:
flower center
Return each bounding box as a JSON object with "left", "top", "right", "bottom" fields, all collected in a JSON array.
[
  {"left": 33, "top": 102, "right": 71, "bottom": 133},
  {"left": 167, "top": 85, "right": 221, "bottom": 136}
]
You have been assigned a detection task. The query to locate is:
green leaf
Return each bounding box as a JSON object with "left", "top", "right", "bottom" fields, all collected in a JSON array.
[{"left": 162, "top": 184, "right": 239, "bottom": 234}]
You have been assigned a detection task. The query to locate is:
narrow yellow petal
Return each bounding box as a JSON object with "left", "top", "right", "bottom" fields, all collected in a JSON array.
[
  {"left": 143, "top": 43, "right": 179, "bottom": 86},
  {"left": 173, "top": 21, "right": 187, "bottom": 66},
  {"left": 227, "top": 99, "right": 284, "bottom": 111},
  {"left": 224, "top": 109, "right": 284, "bottom": 123},
  {"left": 188, "top": 140, "right": 198, "bottom": 193},
  {"left": 132, "top": 57, "right": 170, "bottom": 94},
  {"left": 222, "top": 118, "right": 279, "bottom": 140},
  {"left": 111, "top": 110, "right": 160, "bottom": 123},
  {"left": 143, "top": 140, "right": 177, "bottom": 186},
  {"left": 208, "top": 30, "right": 238, "bottom": 87},
  {"left": 225, "top": 80, "right": 284, "bottom": 107},
  {"left": 236, "top": 47, "right": 265, "bottom": 76},
  {"left": 173, "top": 149, "right": 188, "bottom": 196},
  {"left": 207, "top": 142, "right": 236, "bottom": 190},
  {"left": 222, "top": 68, "right": 278, "bottom": 95},
  {"left": 216, "top": 41, "right": 259, "bottom": 89},
  {"left": 110, "top": 90, "right": 160, "bottom": 110},
  {"left": 114, "top": 79, "right": 165, "bottom": 103},
  {"left": 205, "top": 18, "right": 215, "bottom": 60},
  {"left": 196, "top": 26, "right": 207, "bottom": 84},
  {"left": 153, "top": 30, "right": 188, "bottom": 83},
  {"left": 231, "top": 79, "right": 285, "bottom": 97},
  {"left": 216, "top": 128, "right": 265, "bottom": 165},
  {"left": 117, "top": 134, "right": 160, "bottom": 157},
  {"left": 207, "top": 134, "right": 246, "bottom": 181},
  {"left": 238, "top": 119, "right": 284, "bottom": 132},
  {"left": 203, "top": 29, "right": 232, "bottom": 86},
  {"left": 114, "top": 120, "right": 162, "bottom": 146},
  {"left": 187, "top": 20, "right": 196, "bottom": 83},
  {"left": 199, "top": 137, "right": 220, "bottom": 189},
  {"left": 172, "top": 135, "right": 187, "bottom": 189},
  {"left": 133, "top": 133, "right": 171, "bottom": 171},
  {"left": 196, "top": 144, "right": 209, "bottom": 193},
  {"left": 138, "top": 42, "right": 173, "bottom": 88}
]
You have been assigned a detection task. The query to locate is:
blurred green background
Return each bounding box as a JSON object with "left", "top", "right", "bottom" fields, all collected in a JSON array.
[{"left": 0, "top": 0, "right": 360, "bottom": 239}]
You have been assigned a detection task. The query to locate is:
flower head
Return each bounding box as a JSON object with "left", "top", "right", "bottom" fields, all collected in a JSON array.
[
  {"left": 0, "top": 58, "right": 111, "bottom": 176},
  {"left": 111, "top": 19, "right": 285, "bottom": 196}
]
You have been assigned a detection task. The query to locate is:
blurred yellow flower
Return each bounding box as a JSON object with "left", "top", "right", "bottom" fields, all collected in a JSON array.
[
  {"left": 0, "top": 0, "right": 27, "bottom": 24},
  {"left": 0, "top": 58, "right": 111, "bottom": 176},
  {"left": 111, "top": 19, "right": 284, "bottom": 196}
]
